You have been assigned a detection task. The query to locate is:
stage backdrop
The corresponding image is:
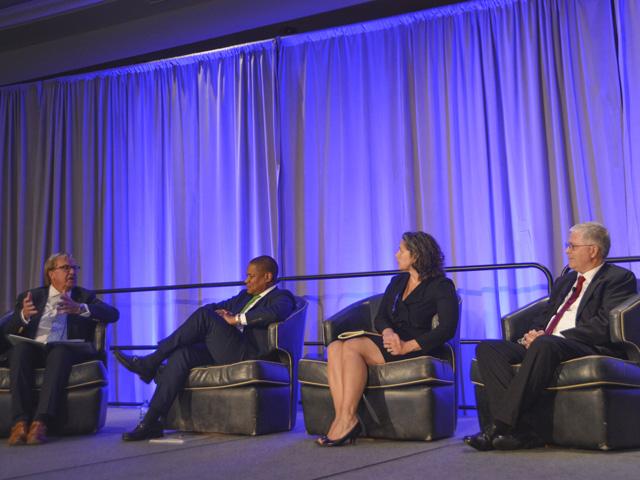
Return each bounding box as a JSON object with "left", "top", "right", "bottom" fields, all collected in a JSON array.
[{"left": 1, "top": 0, "right": 638, "bottom": 404}]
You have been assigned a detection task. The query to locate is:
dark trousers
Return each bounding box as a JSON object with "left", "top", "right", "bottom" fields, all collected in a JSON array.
[
  {"left": 149, "top": 305, "right": 256, "bottom": 415},
  {"left": 10, "top": 342, "right": 88, "bottom": 424},
  {"left": 476, "top": 335, "right": 599, "bottom": 430}
]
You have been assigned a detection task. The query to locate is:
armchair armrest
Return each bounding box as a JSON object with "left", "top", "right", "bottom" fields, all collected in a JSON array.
[
  {"left": 91, "top": 321, "right": 108, "bottom": 363},
  {"left": 322, "top": 294, "right": 384, "bottom": 345},
  {"left": 94, "top": 322, "right": 106, "bottom": 352},
  {"left": 501, "top": 296, "right": 549, "bottom": 342},
  {"left": 0, "top": 310, "right": 13, "bottom": 365},
  {"left": 267, "top": 297, "right": 308, "bottom": 363},
  {"left": 610, "top": 294, "right": 640, "bottom": 363}
]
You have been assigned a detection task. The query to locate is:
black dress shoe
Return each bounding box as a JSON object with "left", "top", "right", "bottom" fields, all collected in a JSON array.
[
  {"left": 464, "top": 424, "right": 499, "bottom": 451},
  {"left": 492, "top": 431, "right": 545, "bottom": 450},
  {"left": 122, "top": 420, "right": 164, "bottom": 441},
  {"left": 113, "top": 351, "right": 156, "bottom": 384},
  {"left": 464, "top": 431, "right": 495, "bottom": 451}
]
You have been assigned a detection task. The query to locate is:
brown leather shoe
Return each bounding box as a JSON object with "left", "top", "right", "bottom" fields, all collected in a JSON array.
[
  {"left": 8, "top": 420, "right": 28, "bottom": 446},
  {"left": 26, "top": 420, "right": 48, "bottom": 445}
]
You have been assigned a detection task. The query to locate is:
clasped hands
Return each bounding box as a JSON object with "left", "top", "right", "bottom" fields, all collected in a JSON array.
[
  {"left": 382, "top": 328, "right": 404, "bottom": 356},
  {"left": 519, "top": 329, "right": 545, "bottom": 349},
  {"left": 21, "top": 291, "right": 85, "bottom": 321}
]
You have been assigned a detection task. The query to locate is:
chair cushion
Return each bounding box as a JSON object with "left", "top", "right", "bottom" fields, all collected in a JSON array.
[
  {"left": 299, "top": 355, "right": 454, "bottom": 389},
  {"left": 471, "top": 355, "right": 640, "bottom": 390},
  {"left": 0, "top": 359, "right": 107, "bottom": 391},
  {"left": 168, "top": 360, "right": 290, "bottom": 390}
]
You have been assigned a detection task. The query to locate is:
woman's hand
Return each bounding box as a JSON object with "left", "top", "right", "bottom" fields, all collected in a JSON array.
[
  {"left": 382, "top": 329, "right": 422, "bottom": 355},
  {"left": 382, "top": 329, "right": 402, "bottom": 355}
]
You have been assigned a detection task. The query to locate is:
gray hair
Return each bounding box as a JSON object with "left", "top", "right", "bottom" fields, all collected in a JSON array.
[
  {"left": 570, "top": 222, "right": 610, "bottom": 258},
  {"left": 43, "top": 252, "right": 73, "bottom": 286}
]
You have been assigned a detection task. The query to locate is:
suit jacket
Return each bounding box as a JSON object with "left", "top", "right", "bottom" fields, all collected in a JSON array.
[
  {"left": 209, "top": 286, "right": 296, "bottom": 358},
  {"left": 4, "top": 286, "right": 119, "bottom": 344},
  {"left": 531, "top": 263, "right": 637, "bottom": 352},
  {"left": 374, "top": 273, "right": 459, "bottom": 354}
]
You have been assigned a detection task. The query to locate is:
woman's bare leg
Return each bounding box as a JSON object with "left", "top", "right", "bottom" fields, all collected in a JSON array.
[
  {"left": 328, "top": 337, "right": 384, "bottom": 441},
  {"left": 324, "top": 341, "right": 346, "bottom": 440}
]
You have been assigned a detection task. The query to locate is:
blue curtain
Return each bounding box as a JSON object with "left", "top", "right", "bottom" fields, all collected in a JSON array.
[
  {"left": 1, "top": 41, "right": 280, "bottom": 401},
  {"left": 1, "top": 0, "right": 639, "bottom": 403},
  {"left": 277, "top": 0, "right": 639, "bottom": 346}
]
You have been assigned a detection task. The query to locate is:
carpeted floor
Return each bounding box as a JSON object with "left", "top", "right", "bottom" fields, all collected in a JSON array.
[{"left": 1, "top": 408, "right": 638, "bottom": 480}]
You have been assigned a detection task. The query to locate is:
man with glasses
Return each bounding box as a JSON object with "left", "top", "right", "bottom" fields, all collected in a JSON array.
[
  {"left": 3, "top": 252, "right": 119, "bottom": 445},
  {"left": 465, "top": 222, "right": 637, "bottom": 451}
]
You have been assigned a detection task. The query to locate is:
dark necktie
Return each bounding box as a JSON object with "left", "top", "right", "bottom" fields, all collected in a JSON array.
[{"left": 544, "top": 275, "right": 586, "bottom": 335}]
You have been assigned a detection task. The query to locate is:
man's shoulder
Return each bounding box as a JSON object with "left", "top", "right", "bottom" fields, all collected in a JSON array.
[
  {"left": 601, "top": 263, "right": 636, "bottom": 280},
  {"left": 17, "top": 286, "right": 47, "bottom": 300},
  {"left": 71, "top": 286, "right": 95, "bottom": 300},
  {"left": 556, "top": 263, "right": 636, "bottom": 284},
  {"left": 266, "top": 287, "right": 295, "bottom": 301}
]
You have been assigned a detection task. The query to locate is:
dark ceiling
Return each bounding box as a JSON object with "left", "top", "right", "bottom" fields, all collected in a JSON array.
[{"left": 0, "top": 0, "right": 468, "bottom": 83}]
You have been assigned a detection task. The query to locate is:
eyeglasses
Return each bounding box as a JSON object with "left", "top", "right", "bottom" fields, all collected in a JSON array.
[
  {"left": 564, "top": 242, "right": 594, "bottom": 251},
  {"left": 53, "top": 264, "right": 81, "bottom": 272}
]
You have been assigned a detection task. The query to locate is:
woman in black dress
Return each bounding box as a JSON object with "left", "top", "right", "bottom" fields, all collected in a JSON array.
[{"left": 319, "top": 231, "right": 459, "bottom": 446}]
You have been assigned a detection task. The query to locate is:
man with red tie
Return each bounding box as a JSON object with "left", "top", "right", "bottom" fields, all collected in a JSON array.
[{"left": 465, "top": 222, "right": 637, "bottom": 451}]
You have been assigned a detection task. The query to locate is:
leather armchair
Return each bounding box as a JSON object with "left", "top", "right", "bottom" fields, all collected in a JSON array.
[
  {"left": 298, "top": 294, "right": 460, "bottom": 441},
  {"left": 0, "top": 310, "right": 109, "bottom": 436},
  {"left": 163, "top": 296, "right": 308, "bottom": 435},
  {"left": 471, "top": 293, "right": 640, "bottom": 450}
]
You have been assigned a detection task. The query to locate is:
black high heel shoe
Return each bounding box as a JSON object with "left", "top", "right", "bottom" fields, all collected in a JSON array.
[
  {"left": 316, "top": 435, "right": 329, "bottom": 446},
  {"left": 322, "top": 422, "right": 361, "bottom": 447}
]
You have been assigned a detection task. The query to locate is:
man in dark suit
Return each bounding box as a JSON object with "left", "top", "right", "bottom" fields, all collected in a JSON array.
[
  {"left": 4, "top": 252, "right": 119, "bottom": 446},
  {"left": 465, "top": 222, "right": 637, "bottom": 451},
  {"left": 115, "top": 255, "right": 295, "bottom": 441}
]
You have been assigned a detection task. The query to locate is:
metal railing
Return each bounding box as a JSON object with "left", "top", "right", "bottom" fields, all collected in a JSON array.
[
  {"left": 102, "top": 261, "right": 554, "bottom": 406},
  {"left": 103, "top": 262, "right": 554, "bottom": 352},
  {"left": 96, "top": 261, "right": 554, "bottom": 297},
  {"left": 101, "top": 257, "right": 640, "bottom": 407}
]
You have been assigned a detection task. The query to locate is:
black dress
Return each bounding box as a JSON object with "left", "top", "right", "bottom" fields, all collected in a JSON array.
[{"left": 371, "top": 273, "right": 459, "bottom": 362}]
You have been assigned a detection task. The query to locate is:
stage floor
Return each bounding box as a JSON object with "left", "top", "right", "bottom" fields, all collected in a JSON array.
[{"left": 1, "top": 407, "right": 638, "bottom": 479}]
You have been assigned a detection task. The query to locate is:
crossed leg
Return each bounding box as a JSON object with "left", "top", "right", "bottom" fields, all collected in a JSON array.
[{"left": 324, "top": 337, "right": 385, "bottom": 441}]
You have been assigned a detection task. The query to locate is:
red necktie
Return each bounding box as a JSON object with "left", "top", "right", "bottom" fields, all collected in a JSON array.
[{"left": 545, "top": 275, "right": 586, "bottom": 335}]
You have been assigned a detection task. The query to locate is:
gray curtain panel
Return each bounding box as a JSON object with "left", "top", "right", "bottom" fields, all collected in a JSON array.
[{"left": 1, "top": 0, "right": 639, "bottom": 403}]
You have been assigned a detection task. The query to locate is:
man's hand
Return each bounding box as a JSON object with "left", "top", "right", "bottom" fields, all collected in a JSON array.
[
  {"left": 215, "top": 309, "right": 238, "bottom": 326},
  {"left": 57, "top": 293, "right": 85, "bottom": 315},
  {"left": 21, "top": 291, "right": 38, "bottom": 321},
  {"left": 521, "top": 329, "right": 545, "bottom": 349}
]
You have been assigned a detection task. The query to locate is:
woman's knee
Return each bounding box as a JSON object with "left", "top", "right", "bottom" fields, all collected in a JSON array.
[
  {"left": 327, "top": 340, "right": 344, "bottom": 359},
  {"left": 342, "top": 337, "right": 374, "bottom": 357}
]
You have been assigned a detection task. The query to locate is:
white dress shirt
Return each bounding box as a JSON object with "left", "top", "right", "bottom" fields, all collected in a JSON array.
[
  {"left": 237, "top": 285, "right": 277, "bottom": 327},
  {"left": 550, "top": 263, "right": 604, "bottom": 337},
  {"left": 21, "top": 286, "right": 90, "bottom": 343}
]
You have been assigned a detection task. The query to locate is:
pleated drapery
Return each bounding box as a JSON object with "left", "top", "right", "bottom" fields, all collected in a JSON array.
[{"left": 1, "top": 0, "right": 639, "bottom": 402}]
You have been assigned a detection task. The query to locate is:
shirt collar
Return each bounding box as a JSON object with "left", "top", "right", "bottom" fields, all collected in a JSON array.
[
  {"left": 578, "top": 262, "right": 604, "bottom": 284},
  {"left": 255, "top": 285, "right": 277, "bottom": 299},
  {"left": 48, "top": 285, "right": 63, "bottom": 297}
]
